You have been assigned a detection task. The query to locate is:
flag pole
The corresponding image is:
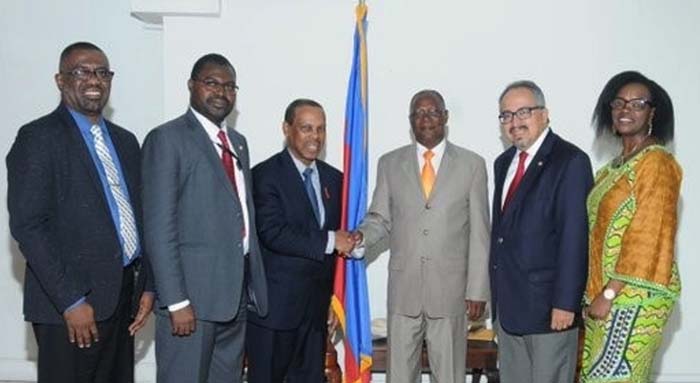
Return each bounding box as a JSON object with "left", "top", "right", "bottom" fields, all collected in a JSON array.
[{"left": 331, "top": 1, "right": 372, "bottom": 382}]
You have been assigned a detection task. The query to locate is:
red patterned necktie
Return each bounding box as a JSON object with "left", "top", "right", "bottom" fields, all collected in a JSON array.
[
  {"left": 217, "top": 129, "right": 246, "bottom": 238},
  {"left": 217, "top": 129, "right": 238, "bottom": 194},
  {"left": 503, "top": 151, "right": 528, "bottom": 211}
]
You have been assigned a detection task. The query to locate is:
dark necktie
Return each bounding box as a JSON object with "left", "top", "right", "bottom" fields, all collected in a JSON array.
[
  {"left": 303, "top": 167, "right": 321, "bottom": 227},
  {"left": 503, "top": 151, "right": 528, "bottom": 211}
]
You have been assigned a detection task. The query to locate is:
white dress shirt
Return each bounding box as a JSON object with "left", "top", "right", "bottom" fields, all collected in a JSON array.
[
  {"left": 168, "top": 108, "right": 252, "bottom": 312},
  {"left": 500, "top": 127, "right": 550, "bottom": 209}
]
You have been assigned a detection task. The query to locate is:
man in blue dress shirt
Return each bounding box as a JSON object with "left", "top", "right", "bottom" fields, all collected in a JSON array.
[{"left": 6, "top": 41, "right": 154, "bottom": 383}]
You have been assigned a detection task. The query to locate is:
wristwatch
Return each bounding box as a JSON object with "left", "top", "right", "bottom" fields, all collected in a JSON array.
[{"left": 603, "top": 288, "right": 617, "bottom": 300}]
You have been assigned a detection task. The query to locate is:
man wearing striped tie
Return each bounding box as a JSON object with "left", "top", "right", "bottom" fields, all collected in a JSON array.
[{"left": 7, "top": 41, "right": 154, "bottom": 383}]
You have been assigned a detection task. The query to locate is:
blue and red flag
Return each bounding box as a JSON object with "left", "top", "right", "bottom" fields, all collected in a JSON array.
[{"left": 331, "top": 2, "right": 372, "bottom": 382}]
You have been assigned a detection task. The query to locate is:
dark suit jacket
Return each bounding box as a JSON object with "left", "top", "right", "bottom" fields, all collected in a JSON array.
[
  {"left": 490, "top": 130, "right": 593, "bottom": 335},
  {"left": 248, "top": 149, "right": 342, "bottom": 330},
  {"left": 6, "top": 104, "right": 152, "bottom": 324},
  {"left": 142, "top": 110, "right": 268, "bottom": 322}
]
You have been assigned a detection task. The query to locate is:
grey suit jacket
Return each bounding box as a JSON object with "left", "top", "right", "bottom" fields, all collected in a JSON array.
[
  {"left": 360, "top": 141, "right": 490, "bottom": 317},
  {"left": 142, "top": 110, "right": 268, "bottom": 322}
]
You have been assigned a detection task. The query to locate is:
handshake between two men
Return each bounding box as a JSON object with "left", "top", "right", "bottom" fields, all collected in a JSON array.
[{"left": 333, "top": 230, "right": 364, "bottom": 258}]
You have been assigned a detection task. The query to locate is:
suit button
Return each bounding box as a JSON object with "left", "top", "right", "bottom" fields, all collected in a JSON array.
[
  {"left": 423, "top": 229, "right": 429, "bottom": 235},
  {"left": 498, "top": 237, "right": 503, "bottom": 244},
  {"left": 493, "top": 264, "right": 498, "bottom": 270},
  {"left": 425, "top": 203, "right": 431, "bottom": 210},
  {"left": 237, "top": 243, "right": 242, "bottom": 248}
]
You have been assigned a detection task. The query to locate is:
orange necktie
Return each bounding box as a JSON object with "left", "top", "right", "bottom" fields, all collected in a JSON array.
[{"left": 421, "top": 150, "right": 436, "bottom": 199}]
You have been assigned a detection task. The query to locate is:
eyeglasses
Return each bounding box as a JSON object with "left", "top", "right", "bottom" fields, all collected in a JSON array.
[
  {"left": 609, "top": 98, "right": 653, "bottom": 111},
  {"left": 193, "top": 78, "right": 239, "bottom": 93},
  {"left": 62, "top": 67, "right": 114, "bottom": 81},
  {"left": 410, "top": 109, "right": 445, "bottom": 119},
  {"left": 498, "top": 106, "right": 544, "bottom": 124}
]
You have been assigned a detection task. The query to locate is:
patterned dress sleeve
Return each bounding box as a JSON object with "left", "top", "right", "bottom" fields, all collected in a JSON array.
[{"left": 611, "top": 150, "right": 682, "bottom": 292}]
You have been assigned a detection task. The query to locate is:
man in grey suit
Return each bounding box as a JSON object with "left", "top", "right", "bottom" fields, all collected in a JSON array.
[
  {"left": 354, "top": 90, "right": 491, "bottom": 382},
  {"left": 142, "top": 53, "right": 268, "bottom": 383}
]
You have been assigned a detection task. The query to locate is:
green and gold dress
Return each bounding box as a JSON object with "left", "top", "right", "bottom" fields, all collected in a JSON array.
[{"left": 580, "top": 146, "right": 682, "bottom": 383}]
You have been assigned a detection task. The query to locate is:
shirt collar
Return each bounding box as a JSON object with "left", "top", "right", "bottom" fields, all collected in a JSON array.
[
  {"left": 416, "top": 138, "right": 446, "bottom": 157},
  {"left": 287, "top": 148, "right": 318, "bottom": 177},
  {"left": 520, "top": 126, "right": 550, "bottom": 157},
  {"left": 190, "top": 106, "right": 228, "bottom": 142},
  {"left": 67, "top": 107, "right": 105, "bottom": 132}
]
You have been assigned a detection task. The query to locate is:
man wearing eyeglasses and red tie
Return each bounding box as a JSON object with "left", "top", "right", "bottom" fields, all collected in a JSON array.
[
  {"left": 7, "top": 41, "right": 154, "bottom": 383},
  {"left": 489, "top": 80, "right": 593, "bottom": 383},
  {"left": 142, "top": 53, "right": 268, "bottom": 383}
]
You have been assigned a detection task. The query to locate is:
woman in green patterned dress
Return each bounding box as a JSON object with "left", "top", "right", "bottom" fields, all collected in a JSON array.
[{"left": 580, "top": 71, "right": 682, "bottom": 383}]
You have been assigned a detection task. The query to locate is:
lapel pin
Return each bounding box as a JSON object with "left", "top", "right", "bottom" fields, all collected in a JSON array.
[{"left": 324, "top": 186, "right": 330, "bottom": 200}]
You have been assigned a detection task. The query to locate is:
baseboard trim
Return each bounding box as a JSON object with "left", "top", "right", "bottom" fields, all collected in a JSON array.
[
  {"left": 652, "top": 373, "right": 700, "bottom": 382},
  {"left": 0, "top": 359, "right": 35, "bottom": 381},
  {"left": 135, "top": 362, "right": 156, "bottom": 383}
]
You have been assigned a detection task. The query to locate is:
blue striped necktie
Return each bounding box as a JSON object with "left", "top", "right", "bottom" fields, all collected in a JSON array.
[{"left": 90, "top": 125, "right": 138, "bottom": 261}]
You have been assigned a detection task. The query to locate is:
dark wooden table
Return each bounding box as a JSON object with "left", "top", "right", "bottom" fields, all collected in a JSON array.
[{"left": 370, "top": 337, "right": 499, "bottom": 382}]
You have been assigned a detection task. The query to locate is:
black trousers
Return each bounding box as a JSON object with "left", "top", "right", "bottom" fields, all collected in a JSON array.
[
  {"left": 33, "top": 265, "right": 135, "bottom": 383},
  {"left": 245, "top": 315, "right": 326, "bottom": 383}
]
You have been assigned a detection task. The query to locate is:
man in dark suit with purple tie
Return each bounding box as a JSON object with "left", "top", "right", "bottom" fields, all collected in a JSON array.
[{"left": 490, "top": 80, "right": 593, "bottom": 383}]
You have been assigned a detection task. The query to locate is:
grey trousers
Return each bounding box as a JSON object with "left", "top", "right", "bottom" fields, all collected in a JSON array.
[
  {"left": 155, "top": 303, "right": 248, "bottom": 383},
  {"left": 387, "top": 312, "right": 465, "bottom": 383},
  {"left": 496, "top": 321, "right": 579, "bottom": 383}
]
